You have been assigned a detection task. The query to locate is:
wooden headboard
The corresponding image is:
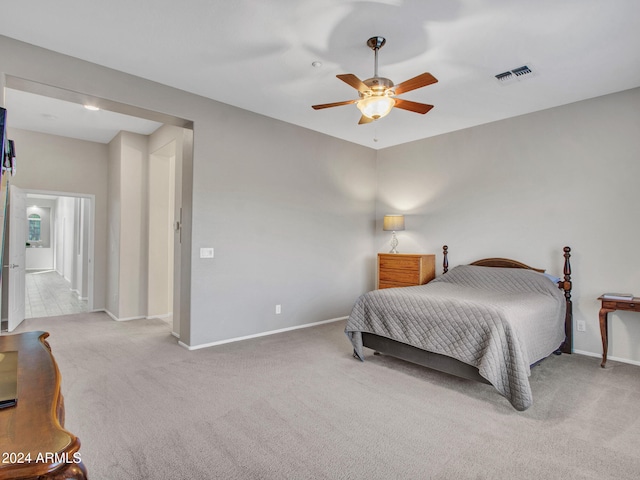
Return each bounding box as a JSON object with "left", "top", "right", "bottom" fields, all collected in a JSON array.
[
  {"left": 469, "top": 258, "right": 545, "bottom": 273},
  {"left": 441, "top": 245, "right": 573, "bottom": 354}
]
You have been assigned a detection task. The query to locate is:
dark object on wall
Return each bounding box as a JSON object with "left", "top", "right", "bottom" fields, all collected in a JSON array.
[
  {"left": 0, "top": 107, "right": 6, "bottom": 174},
  {"left": 4, "top": 139, "right": 16, "bottom": 175},
  {"left": 0, "top": 108, "right": 16, "bottom": 177}
]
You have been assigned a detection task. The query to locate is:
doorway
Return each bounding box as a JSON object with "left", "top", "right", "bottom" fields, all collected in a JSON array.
[
  {"left": 24, "top": 192, "right": 94, "bottom": 319},
  {"left": 2, "top": 77, "right": 193, "bottom": 340}
]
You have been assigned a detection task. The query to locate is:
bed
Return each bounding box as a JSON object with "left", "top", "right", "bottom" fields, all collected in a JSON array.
[{"left": 345, "top": 246, "right": 573, "bottom": 411}]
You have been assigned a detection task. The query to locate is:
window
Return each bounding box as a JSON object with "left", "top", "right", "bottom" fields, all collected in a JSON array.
[
  {"left": 26, "top": 206, "right": 51, "bottom": 248},
  {"left": 28, "top": 213, "right": 41, "bottom": 242}
]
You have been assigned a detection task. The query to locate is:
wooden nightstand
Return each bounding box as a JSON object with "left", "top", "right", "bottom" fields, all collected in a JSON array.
[{"left": 378, "top": 253, "right": 435, "bottom": 289}]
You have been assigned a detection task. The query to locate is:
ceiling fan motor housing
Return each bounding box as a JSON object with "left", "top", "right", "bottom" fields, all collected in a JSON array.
[
  {"left": 361, "top": 77, "right": 395, "bottom": 98},
  {"left": 367, "top": 36, "right": 386, "bottom": 50}
]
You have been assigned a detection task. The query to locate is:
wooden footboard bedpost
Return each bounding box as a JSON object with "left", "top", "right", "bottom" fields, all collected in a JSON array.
[
  {"left": 443, "top": 245, "right": 449, "bottom": 274},
  {"left": 560, "top": 246, "right": 573, "bottom": 354}
]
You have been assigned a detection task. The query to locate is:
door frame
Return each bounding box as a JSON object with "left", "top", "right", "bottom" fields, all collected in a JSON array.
[{"left": 7, "top": 183, "right": 26, "bottom": 331}]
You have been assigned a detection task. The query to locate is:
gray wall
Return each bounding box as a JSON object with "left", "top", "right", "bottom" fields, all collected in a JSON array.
[
  {"left": 0, "top": 35, "right": 377, "bottom": 348},
  {"left": 188, "top": 108, "right": 376, "bottom": 345},
  {"left": 376, "top": 87, "right": 640, "bottom": 364}
]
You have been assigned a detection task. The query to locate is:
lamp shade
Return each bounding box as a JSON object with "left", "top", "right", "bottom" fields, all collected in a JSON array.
[{"left": 383, "top": 215, "right": 405, "bottom": 231}]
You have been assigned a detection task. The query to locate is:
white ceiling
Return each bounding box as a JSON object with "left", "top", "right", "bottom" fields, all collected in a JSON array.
[
  {"left": 2, "top": 0, "right": 640, "bottom": 149},
  {"left": 5, "top": 89, "right": 163, "bottom": 144}
]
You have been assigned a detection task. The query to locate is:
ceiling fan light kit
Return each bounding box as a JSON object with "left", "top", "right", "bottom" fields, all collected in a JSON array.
[
  {"left": 357, "top": 95, "right": 394, "bottom": 120},
  {"left": 312, "top": 36, "right": 438, "bottom": 124}
]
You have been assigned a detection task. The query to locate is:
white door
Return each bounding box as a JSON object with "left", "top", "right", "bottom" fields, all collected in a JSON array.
[{"left": 7, "top": 184, "right": 26, "bottom": 332}]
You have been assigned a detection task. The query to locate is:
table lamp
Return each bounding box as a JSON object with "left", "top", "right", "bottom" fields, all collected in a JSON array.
[{"left": 383, "top": 214, "right": 405, "bottom": 253}]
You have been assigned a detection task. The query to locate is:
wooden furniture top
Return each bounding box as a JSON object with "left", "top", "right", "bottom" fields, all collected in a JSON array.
[
  {"left": 598, "top": 296, "right": 640, "bottom": 305},
  {"left": 0, "top": 331, "right": 83, "bottom": 479}
]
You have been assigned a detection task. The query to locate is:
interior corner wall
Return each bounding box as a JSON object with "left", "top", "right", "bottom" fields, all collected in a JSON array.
[
  {"left": 146, "top": 151, "right": 171, "bottom": 318},
  {"left": 147, "top": 135, "right": 174, "bottom": 320},
  {"left": 6, "top": 127, "right": 108, "bottom": 310},
  {"left": 149, "top": 124, "right": 185, "bottom": 337},
  {"left": 107, "top": 133, "right": 122, "bottom": 318},
  {"left": 376, "top": 87, "right": 640, "bottom": 364},
  {"left": 80, "top": 197, "right": 90, "bottom": 299},
  {"left": 108, "top": 131, "right": 149, "bottom": 320},
  {"left": 56, "top": 196, "right": 77, "bottom": 284}
]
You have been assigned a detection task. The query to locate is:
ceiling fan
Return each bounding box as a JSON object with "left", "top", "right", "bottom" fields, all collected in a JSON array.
[{"left": 312, "top": 36, "right": 438, "bottom": 125}]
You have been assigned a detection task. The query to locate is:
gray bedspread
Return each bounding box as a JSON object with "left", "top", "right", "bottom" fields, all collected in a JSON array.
[{"left": 345, "top": 265, "right": 566, "bottom": 411}]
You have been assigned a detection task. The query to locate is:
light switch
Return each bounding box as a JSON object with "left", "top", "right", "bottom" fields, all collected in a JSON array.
[{"left": 200, "top": 248, "right": 214, "bottom": 258}]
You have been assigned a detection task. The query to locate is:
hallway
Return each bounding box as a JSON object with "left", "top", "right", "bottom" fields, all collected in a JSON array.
[{"left": 25, "top": 270, "right": 89, "bottom": 319}]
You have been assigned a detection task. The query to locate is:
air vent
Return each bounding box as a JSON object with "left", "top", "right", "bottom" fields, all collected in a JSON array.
[
  {"left": 511, "top": 65, "right": 532, "bottom": 76},
  {"left": 495, "top": 65, "right": 535, "bottom": 85}
]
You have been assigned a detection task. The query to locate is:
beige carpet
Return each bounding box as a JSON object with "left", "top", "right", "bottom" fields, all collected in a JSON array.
[{"left": 10, "top": 312, "right": 640, "bottom": 479}]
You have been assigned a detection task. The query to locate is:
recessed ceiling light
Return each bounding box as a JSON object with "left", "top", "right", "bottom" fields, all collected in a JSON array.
[
  {"left": 84, "top": 105, "right": 100, "bottom": 111},
  {"left": 311, "top": 61, "right": 323, "bottom": 68}
]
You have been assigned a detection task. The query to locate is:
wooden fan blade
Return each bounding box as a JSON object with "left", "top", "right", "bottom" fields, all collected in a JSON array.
[
  {"left": 337, "top": 74, "right": 369, "bottom": 93},
  {"left": 358, "top": 115, "right": 374, "bottom": 125},
  {"left": 394, "top": 72, "right": 438, "bottom": 95},
  {"left": 393, "top": 99, "right": 434, "bottom": 114},
  {"left": 312, "top": 99, "right": 357, "bottom": 110}
]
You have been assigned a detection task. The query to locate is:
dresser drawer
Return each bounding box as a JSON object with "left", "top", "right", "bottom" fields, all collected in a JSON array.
[
  {"left": 615, "top": 301, "right": 639, "bottom": 311},
  {"left": 379, "top": 268, "right": 420, "bottom": 284},
  {"left": 379, "top": 256, "right": 420, "bottom": 271},
  {"left": 601, "top": 300, "right": 640, "bottom": 311},
  {"left": 379, "top": 280, "right": 415, "bottom": 289}
]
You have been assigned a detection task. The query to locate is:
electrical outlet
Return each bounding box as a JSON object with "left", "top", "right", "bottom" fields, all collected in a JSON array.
[
  {"left": 275, "top": 304, "right": 281, "bottom": 314},
  {"left": 200, "top": 247, "right": 214, "bottom": 258},
  {"left": 577, "top": 320, "right": 586, "bottom": 332}
]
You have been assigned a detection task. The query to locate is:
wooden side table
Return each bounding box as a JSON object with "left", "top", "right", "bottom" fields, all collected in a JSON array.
[{"left": 598, "top": 296, "right": 640, "bottom": 368}]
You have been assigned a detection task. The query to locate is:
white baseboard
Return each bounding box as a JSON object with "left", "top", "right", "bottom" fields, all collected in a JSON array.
[
  {"left": 179, "top": 316, "right": 348, "bottom": 351},
  {"left": 574, "top": 349, "right": 640, "bottom": 367},
  {"left": 104, "top": 309, "right": 145, "bottom": 322},
  {"left": 71, "top": 289, "right": 88, "bottom": 300},
  {"left": 171, "top": 331, "right": 180, "bottom": 339},
  {"left": 146, "top": 312, "right": 172, "bottom": 320}
]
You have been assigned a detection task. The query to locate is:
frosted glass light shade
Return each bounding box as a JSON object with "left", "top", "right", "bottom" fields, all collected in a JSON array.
[{"left": 357, "top": 96, "right": 395, "bottom": 120}]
